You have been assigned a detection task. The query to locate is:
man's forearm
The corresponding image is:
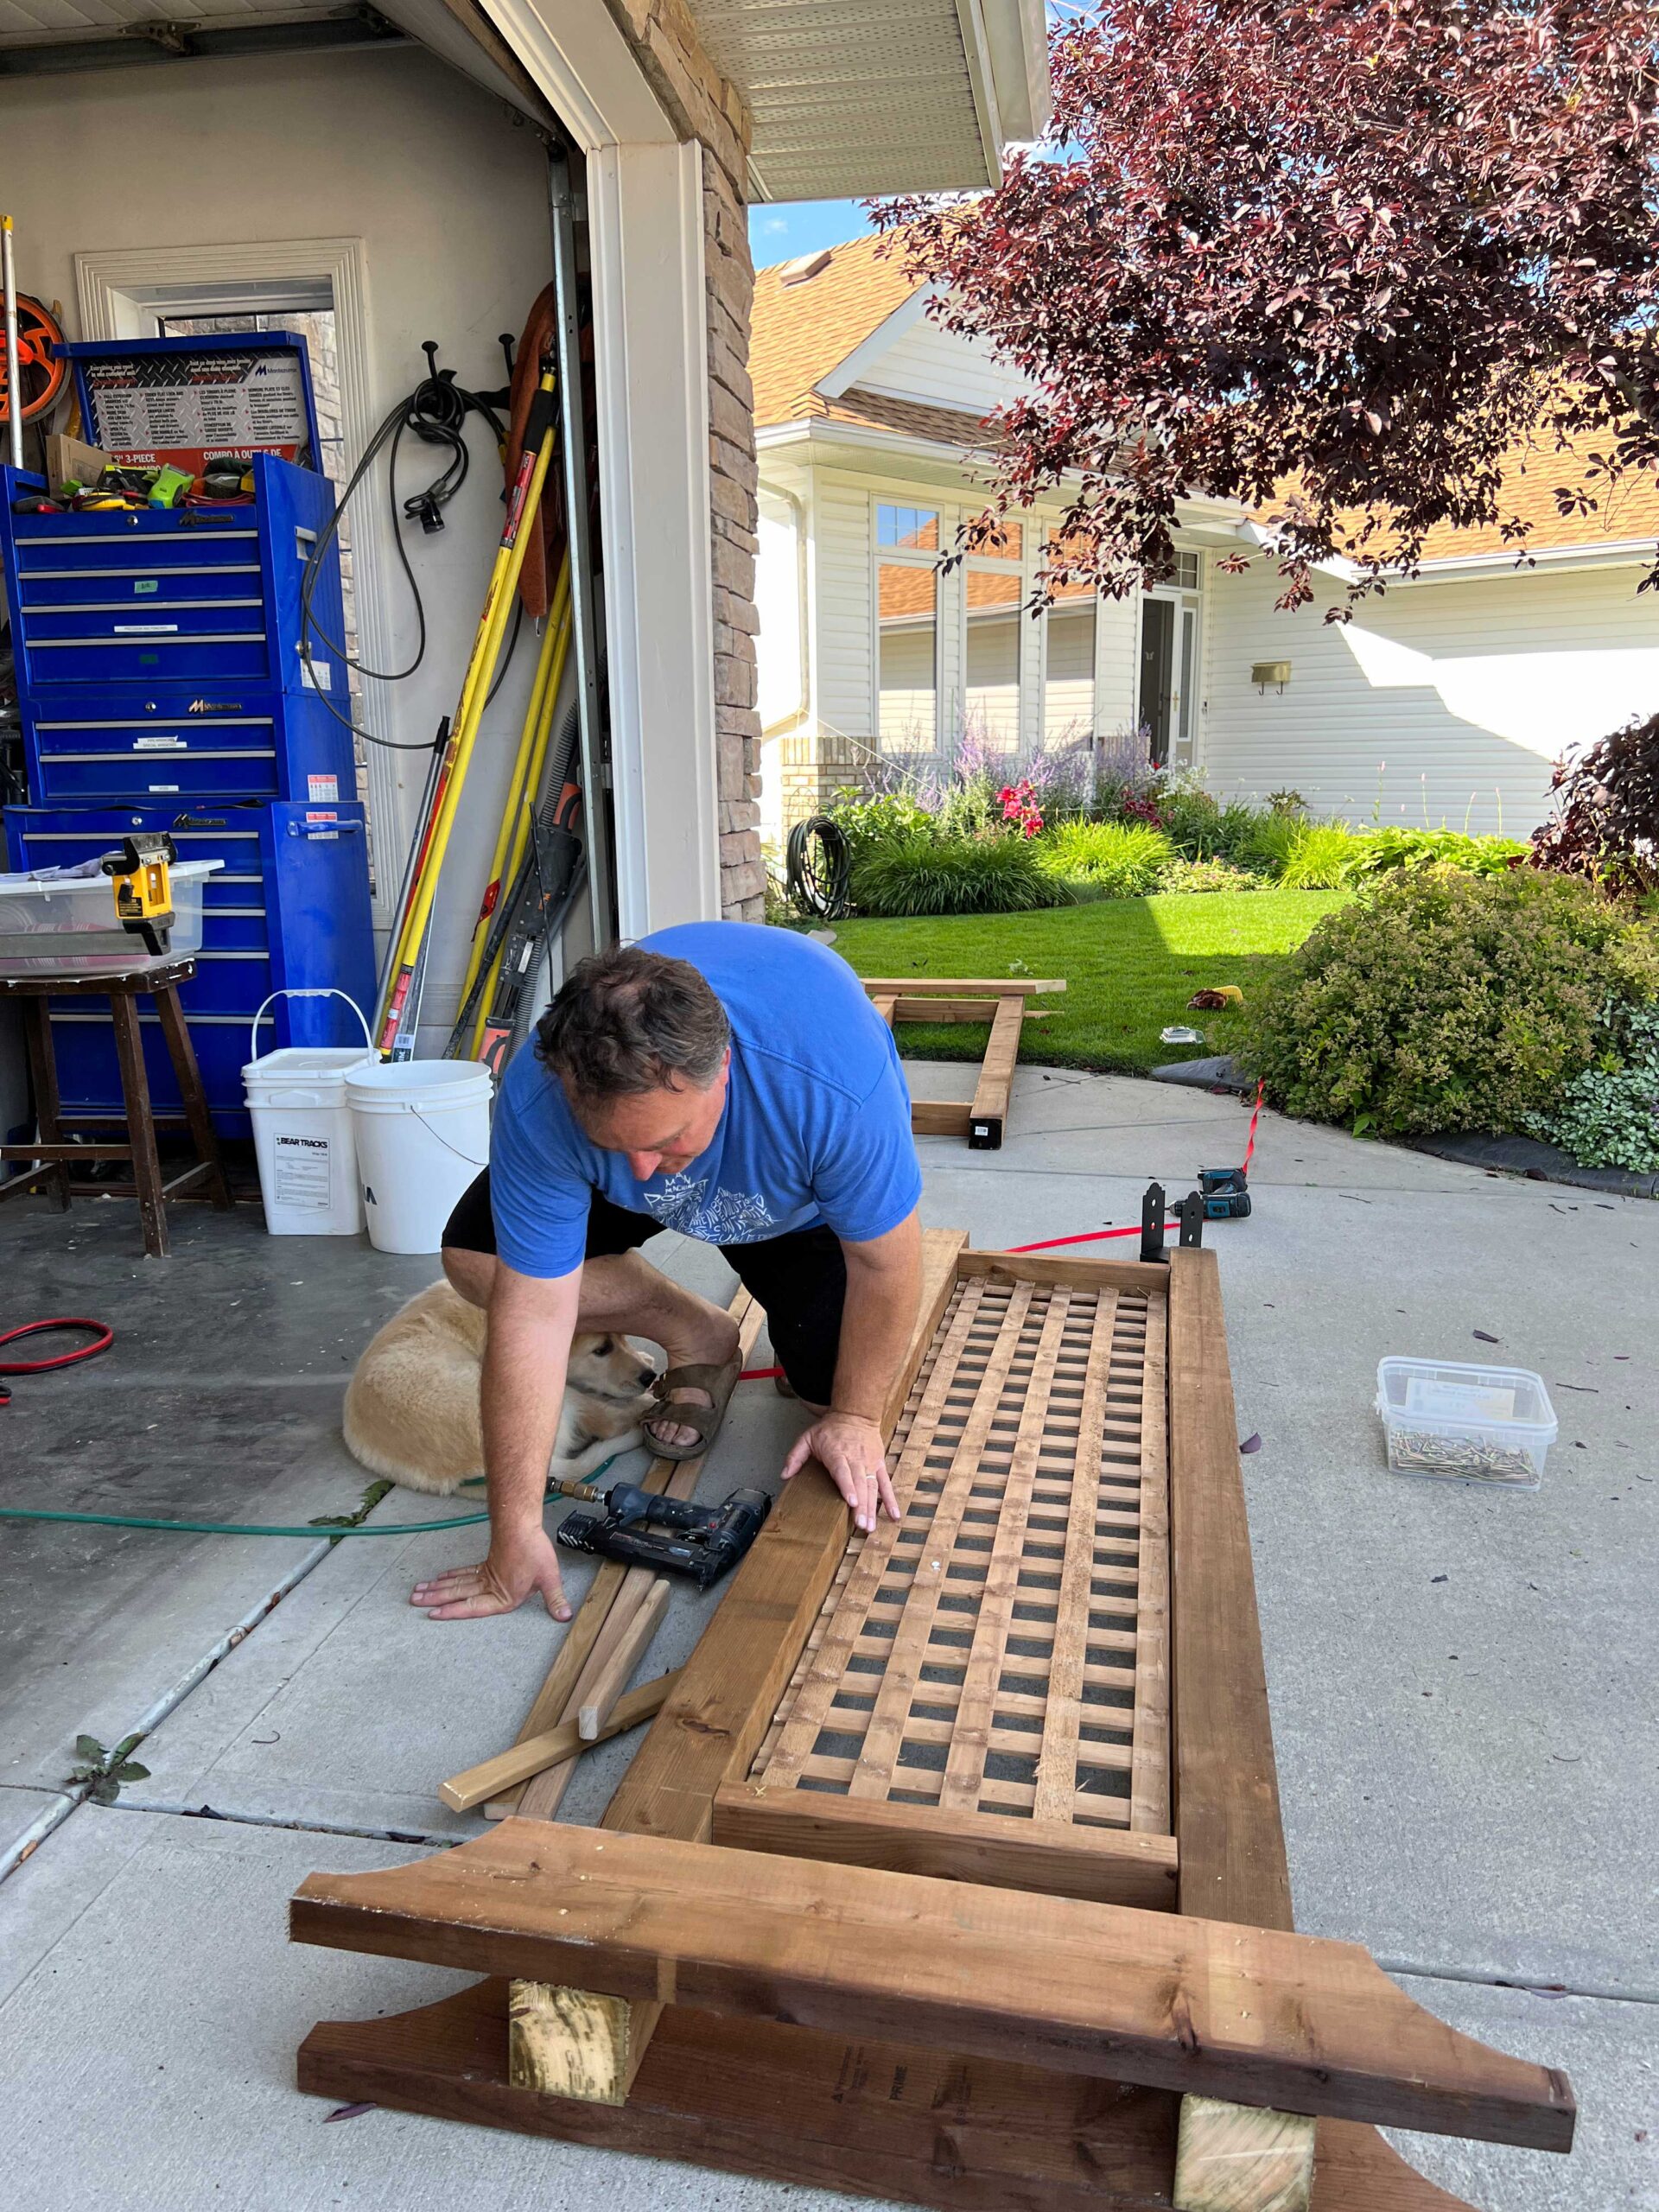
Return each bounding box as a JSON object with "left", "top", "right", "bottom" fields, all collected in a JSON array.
[
  {"left": 830, "top": 1215, "right": 923, "bottom": 1426},
  {"left": 480, "top": 1284, "right": 577, "bottom": 1541}
]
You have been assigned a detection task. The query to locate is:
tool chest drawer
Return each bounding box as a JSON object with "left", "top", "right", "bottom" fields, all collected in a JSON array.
[
  {"left": 4, "top": 800, "right": 376, "bottom": 1129},
  {"left": 0, "top": 453, "right": 345, "bottom": 711},
  {"left": 24, "top": 599, "right": 266, "bottom": 642},
  {"left": 17, "top": 686, "right": 353, "bottom": 804},
  {"left": 22, "top": 627, "right": 275, "bottom": 686},
  {"left": 17, "top": 563, "right": 264, "bottom": 606}
]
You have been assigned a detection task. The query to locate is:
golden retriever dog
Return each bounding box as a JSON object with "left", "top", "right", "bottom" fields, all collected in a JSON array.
[{"left": 342, "top": 1280, "right": 658, "bottom": 1496}]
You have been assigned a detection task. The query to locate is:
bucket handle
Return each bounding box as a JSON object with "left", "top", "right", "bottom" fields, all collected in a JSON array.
[{"left": 250, "top": 988, "right": 373, "bottom": 1070}]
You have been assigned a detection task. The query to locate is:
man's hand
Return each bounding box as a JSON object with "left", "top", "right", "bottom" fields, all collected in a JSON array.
[
  {"left": 780, "top": 1408, "right": 899, "bottom": 1534},
  {"left": 410, "top": 1523, "right": 571, "bottom": 1622}
]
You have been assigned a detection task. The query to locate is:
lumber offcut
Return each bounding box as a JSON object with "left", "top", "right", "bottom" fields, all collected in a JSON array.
[
  {"left": 441, "top": 1675, "right": 677, "bottom": 1813},
  {"left": 1175, "top": 2097, "right": 1319, "bottom": 2212}
]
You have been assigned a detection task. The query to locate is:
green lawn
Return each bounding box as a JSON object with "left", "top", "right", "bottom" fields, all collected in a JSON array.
[{"left": 830, "top": 890, "right": 1351, "bottom": 1076}]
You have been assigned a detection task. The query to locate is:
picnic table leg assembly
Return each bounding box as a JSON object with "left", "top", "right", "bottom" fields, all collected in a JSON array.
[
  {"left": 290, "top": 1236, "right": 1574, "bottom": 2211},
  {"left": 861, "top": 976, "right": 1065, "bottom": 1150}
]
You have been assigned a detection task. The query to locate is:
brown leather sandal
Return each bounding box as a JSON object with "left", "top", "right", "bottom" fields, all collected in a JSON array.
[{"left": 644, "top": 1352, "right": 742, "bottom": 1462}]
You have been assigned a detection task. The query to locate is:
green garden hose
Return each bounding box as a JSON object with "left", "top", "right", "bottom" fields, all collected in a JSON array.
[
  {"left": 0, "top": 1506, "right": 490, "bottom": 1536},
  {"left": 0, "top": 1457, "right": 618, "bottom": 1540}
]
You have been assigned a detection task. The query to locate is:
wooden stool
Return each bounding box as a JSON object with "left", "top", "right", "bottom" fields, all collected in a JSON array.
[{"left": 0, "top": 957, "right": 233, "bottom": 1259}]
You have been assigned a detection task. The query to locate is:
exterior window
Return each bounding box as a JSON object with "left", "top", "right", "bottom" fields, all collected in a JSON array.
[
  {"left": 876, "top": 503, "right": 940, "bottom": 551},
  {"left": 875, "top": 501, "right": 943, "bottom": 751},
  {"left": 1044, "top": 580, "right": 1096, "bottom": 744},
  {"left": 877, "top": 560, "right": 939, "bottom": 750},
  {"left": 963, "top": 520, "right": 1022, "bottom": 753},
  {"left": 1170, "top": 550, "right": 1201, "bottom": 590}
]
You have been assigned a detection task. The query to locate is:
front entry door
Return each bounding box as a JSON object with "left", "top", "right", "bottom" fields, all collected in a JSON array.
[{"left": 1138, "top": 597, "right": 1174, "bottom": 766}]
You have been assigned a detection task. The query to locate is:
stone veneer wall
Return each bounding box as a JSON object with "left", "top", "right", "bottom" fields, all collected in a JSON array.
[{"left": 602, "top": 0, "right": 765, "bottom": 920}]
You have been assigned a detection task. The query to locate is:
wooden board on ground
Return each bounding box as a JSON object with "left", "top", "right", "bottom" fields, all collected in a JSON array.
[
  {"left": 294, "top": 1236, "right": 1571, "bottom": 2212},
  {"left": 863, "top": 978, "right": 1064, "bottom": 1150}
]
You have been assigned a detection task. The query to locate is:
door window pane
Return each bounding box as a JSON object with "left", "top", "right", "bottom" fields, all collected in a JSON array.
[
  {"left": 876, "top": 503, "right": 940, "bottom": 552},
  {"left": 1045, "top": 589, "right": 1096, "bottom": 743},
  {"left": 965, "top": 567, "right": 1021, "bottom": 750},
  {"left": 1178, "top": 606, "right": 1198, "bottom": 751},
  {"left": 878, "top": 562, "right": 938, "bottom": 749}
]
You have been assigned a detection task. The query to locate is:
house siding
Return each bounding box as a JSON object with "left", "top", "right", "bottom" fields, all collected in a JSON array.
[
  {"left": 1199, "top": 556, "right": 1659, "bottom": 832},
  {"left": 860, "top": 313, "right": 1031, "bottom": 416}
]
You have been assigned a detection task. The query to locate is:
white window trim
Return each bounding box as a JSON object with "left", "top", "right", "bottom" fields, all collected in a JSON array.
[
  {"left": 872, "top": 493, "right": 950, "bottom": 758},
  {"left": 73, "top": 238, "right": 403, "bottom": 921}
]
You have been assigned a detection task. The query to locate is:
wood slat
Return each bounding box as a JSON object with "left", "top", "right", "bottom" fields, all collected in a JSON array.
[
  {"left": 711, "top": 1782, "right": 1179, "bottom": 1911},
  {"left": 966, "top": 993, "right": 1026, "bottom": 1142},
  {"left": 910, "top": 1100, "right": 974, "bottom": 1139},
  {"left": 1130, "top": 1287, "right": 1172, "bottom": 1834},
  {"left": 860, "top": 976, "right": 1066, "bottom": 997},
  {"left": 291, "top": 1821, "right": 1576, "bottom": 2152},
  {"left": 1166, "top": 1248, "right": 1291, "bottom": 1931}
]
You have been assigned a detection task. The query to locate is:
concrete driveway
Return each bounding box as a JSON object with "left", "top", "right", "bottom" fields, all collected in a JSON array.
[{"left": 1, "top": 1066, "right": 1653, "bottom": 2211}]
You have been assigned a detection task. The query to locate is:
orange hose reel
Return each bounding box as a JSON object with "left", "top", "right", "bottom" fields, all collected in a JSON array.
[{"left": 0, "top": 294, "right": 68, "bottom": 428}]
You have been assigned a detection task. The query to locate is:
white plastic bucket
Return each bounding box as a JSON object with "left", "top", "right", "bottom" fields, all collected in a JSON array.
[
  {"left": 244, "top": 991, "right": 375, "bottom": 1236},
  {"left": 346, "top": 1058, "right": 493, "bottom": 1254}
]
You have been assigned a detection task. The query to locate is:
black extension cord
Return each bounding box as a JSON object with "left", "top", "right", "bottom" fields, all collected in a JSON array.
[{"left": 297, "top": 344, "right": 518, "bottom": 752}]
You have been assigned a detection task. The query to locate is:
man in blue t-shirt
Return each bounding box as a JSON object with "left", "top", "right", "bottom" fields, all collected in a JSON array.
[{"left": 411, "top": 922, "right": 924, "bottom": 1624}]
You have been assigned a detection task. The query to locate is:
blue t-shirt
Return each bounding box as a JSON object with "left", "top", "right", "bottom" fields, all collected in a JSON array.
[{"left": 489, "top": 921, "right": 922, "bottom": 1279}]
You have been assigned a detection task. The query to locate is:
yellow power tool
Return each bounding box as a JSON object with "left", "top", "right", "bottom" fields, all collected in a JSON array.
[{"left": 100, "top": 834, "right": 176, "bottom": 957}]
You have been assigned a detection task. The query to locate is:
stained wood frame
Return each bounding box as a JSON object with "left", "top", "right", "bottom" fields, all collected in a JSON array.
[
  {"left": 862, "top": 975, "right": 1065, "bottom": 1150},
  {"left": 293, "top": 1243, "right": 1572, "bottom": 2212}
]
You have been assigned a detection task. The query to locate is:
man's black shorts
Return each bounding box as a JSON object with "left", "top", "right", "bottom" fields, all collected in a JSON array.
[{"left": 442, "top": 1168, "right": 845, "bottom": 1407}]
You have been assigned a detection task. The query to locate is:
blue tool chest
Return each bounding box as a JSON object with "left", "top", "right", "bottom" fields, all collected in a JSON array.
[{"left": 1, "top": 435, "right": 375, "bottom": 1134}]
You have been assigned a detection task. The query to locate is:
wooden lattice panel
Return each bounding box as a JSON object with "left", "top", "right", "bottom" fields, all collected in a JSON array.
[{"left": 751, "top": 1268, "right": 1171, "bottom": 1834}]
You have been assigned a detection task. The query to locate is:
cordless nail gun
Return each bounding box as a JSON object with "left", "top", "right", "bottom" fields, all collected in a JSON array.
[{"left": 553, "top": 1477, "right": 770, "bottom": 1591}]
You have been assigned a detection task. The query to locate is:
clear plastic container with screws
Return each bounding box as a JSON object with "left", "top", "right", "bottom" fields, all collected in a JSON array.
[{"left": 1376, "top": 1357, "right": 1557, "bottom": 1488}]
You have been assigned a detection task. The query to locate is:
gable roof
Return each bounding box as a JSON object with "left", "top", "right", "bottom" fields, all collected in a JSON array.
[
  {"left": 753, "top": 238, "right": 1659, "bottom": 565},
  {"left": 752, "top": 232, "right": 930, "bottom": 429}
]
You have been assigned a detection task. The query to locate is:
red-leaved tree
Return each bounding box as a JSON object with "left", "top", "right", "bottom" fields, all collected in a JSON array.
[{"left": 875, "top": 0, "right": 1659, "bottom": 614}]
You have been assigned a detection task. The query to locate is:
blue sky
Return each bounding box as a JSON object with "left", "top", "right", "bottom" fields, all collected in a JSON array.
[{"left": 747, "top": 198, "right": 879, "bottom": 270}]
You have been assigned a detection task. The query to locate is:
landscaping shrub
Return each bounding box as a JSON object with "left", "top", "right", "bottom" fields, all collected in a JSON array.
[
  {"left": 1354, "top": 826, "right": 1530, "bottom": 878},
  {"left": 850, "top": 833, "right": 1071, "bottom": 917},
  {"left": 1091, "top": 726, "right": 1164, "bottom": 817},
  {"left": 1276, "top": 819, "right": 1366, "bottom": 889},
  {"left": 1156, "top": 855, "right": 1262, "bottom": 894},
  {"left": 1038, "top": 818, "right": 1175, "bottom": 896},
  {"left": 1243, "top": 868, "right": 1659, "bottom": 1137},
  {"left": 1524, "top": 1001, "right": 1659, "bottom": 1172},
  {"left": 826, "top": 791, "right": 934, "bottom": 861}
]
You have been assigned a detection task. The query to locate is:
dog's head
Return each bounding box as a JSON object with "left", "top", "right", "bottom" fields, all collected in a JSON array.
[{"left": 567, "top": 1332, "right": 659, "bottom": 1407}]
